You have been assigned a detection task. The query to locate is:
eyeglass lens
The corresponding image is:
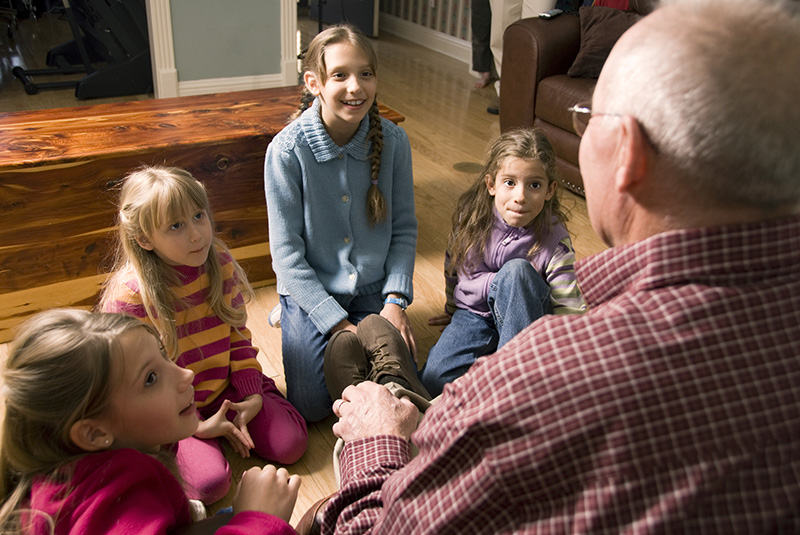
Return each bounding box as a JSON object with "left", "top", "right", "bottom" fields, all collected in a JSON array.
[{"left": 571, "top": 104, "right": 590, "bottom": 137}]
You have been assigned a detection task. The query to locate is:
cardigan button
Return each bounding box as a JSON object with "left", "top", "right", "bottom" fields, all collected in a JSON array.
[{"left": 342, "top": 195, "right": 349, "bottom": 203}]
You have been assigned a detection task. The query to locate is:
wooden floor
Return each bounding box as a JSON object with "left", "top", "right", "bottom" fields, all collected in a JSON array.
[{"left": 0, "top": 12, "right": 607, "bottom": 527}]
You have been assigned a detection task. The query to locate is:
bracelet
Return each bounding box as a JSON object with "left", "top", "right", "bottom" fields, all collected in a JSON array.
[{"left": 384, "top": 296, "right": 408, "bottom": 310}]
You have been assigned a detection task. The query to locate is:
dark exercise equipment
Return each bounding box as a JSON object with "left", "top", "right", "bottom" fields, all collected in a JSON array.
[{"left": 11, "top": 0, "right": 152, "bottom": 99}]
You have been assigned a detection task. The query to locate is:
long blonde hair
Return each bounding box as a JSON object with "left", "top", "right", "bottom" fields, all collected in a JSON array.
[
  {"left": 0, "top": 310, "right": 161, "bottom": 534},
  {"left": 295, "top": 24, "right": 387, "bottom": 226},
  {"left": 448, "top": 129, "right": 568, "bottom": 276},
  {"left": 99, "top": 166, "right": 253, "bottom": 358}
]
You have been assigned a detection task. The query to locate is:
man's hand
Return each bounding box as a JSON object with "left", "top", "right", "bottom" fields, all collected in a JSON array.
[
  {"left": 332, "top": 382, "right": 419, "bottom": 442},
  {"left": 194, "top": 399, "right": 255, "bottom": 458},
  {"left": 381, "top": 302, "right": 418, "bottom": 362},
  {"left": 233, "top": 465, "right": 301, "bottom": 522}
]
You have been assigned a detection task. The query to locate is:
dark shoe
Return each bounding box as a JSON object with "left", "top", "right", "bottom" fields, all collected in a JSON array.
[
  {"left": 487, "top": 102, "right": 499, "bottom": 115},
  {"left": 323, "top": 330, "right": 369, "bottom": 400},
  {"left": 357, "top": 315, "right": 432, "bottom": 401},
  {"left": 295, "top": 495, "right": 331, "bottom": 535}
]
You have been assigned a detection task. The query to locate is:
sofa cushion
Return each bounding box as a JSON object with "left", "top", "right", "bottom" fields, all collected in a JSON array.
[
  {"left": 567, "top": 6, "right": 642, "bottom": 78},
  {"left": 535, "top": 74, "right": 597, "bottom": 133}
]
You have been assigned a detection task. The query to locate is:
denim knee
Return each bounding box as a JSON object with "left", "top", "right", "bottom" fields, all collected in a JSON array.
[{"left": 495, "top": 258, "right": 539, "bottom": 287}]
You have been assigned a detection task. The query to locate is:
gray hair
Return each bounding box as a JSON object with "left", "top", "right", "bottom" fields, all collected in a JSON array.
[{"left": 601, "top": 0, "right": 800, "bottom": 208}]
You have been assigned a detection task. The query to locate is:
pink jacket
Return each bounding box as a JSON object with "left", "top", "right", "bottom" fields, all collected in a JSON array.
[{"left": 28, "top": 448, "right": 296, "bottom": 535}]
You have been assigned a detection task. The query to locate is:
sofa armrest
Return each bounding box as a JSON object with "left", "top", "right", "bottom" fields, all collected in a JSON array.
[{"left": 499, "top": 15, "right": 582, "bottom": 132}]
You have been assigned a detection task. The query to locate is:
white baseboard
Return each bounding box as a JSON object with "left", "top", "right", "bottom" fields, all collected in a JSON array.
[
  {"left": 177, "top": 73, "right": 288, "bottom": 97},
  {"left": 379, "top": 14, "right": 470, "bottom": 65}
]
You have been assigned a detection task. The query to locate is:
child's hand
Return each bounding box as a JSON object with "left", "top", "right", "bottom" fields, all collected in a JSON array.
[
  {"left": 228, "top": 394, "right": 263, "bottom": 452},
  {"left": 428, "top": 313, "right": 452, "bottom": 332},
  {"left": 195, "top": 399, "right": 255, "bottom": 458},
  {"left": 381, "top": 306, "right": 418, "bottom": 363},
  {"left": 233, "top": 465, "right": 301, "bottom": 523}
]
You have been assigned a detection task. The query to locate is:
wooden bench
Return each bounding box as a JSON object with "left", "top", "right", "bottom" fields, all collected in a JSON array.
[{"left": 0, "top": 87, "right": 404, "bottom": 343}]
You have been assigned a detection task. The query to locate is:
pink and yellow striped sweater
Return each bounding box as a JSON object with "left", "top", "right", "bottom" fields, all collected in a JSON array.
[{"left": 104, "top": 251, "right": 263, "bottom": 408}]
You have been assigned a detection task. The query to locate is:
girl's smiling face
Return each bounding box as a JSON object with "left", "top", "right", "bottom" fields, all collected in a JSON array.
[
  {"left": 486, "top": 157, "right": 556, "bottom": 228},
  {"left": 304, "top": 42, "right": 377, "bottom": 146},
  {"left": 102, "top": 327, "right": 198, "bottom": 450}
]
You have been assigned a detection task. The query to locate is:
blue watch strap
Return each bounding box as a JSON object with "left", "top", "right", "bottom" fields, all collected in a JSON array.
[{"left": 384, "top": 296, "right": 408, "bottom": 309}]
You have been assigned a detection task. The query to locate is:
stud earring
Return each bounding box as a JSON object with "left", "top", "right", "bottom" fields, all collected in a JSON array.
[{"left": 104, "top": 439, "right": 110, "bottom": 446}]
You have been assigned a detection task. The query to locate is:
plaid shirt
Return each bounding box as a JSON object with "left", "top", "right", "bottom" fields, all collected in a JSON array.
[{"left": 322, "top": 214, "right": 800, "bottom": 534}]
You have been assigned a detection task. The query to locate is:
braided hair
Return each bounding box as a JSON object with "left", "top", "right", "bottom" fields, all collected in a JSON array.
[{"left": 295, "top": 24, "right": 387, "bottom": 226}]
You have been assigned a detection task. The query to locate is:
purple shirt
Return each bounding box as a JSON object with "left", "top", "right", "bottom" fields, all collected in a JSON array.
[{"left": 449, "top": 210, "right": 583, "bottom": 317}]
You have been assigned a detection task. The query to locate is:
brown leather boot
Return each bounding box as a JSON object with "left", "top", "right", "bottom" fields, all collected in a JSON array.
[
  {"left": 357, "top": 314, "right": 432, "bottom": 401},
  {"left": 323, "top": 330, "right": 369, "bottom": 400}
]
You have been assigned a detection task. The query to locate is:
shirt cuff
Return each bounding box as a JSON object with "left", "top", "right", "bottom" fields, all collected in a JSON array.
[
  {"left": 382, "top": 273, "right": 414, "bottom": 304},
  {"left": 230, "top": 369, "right": 264, "bottom": 400},
  {"left": 340, "top": 435, "right": 412, "bottom": 487},
  {"left": 308, "top": 295, "right": 348, "bottom": 334}
]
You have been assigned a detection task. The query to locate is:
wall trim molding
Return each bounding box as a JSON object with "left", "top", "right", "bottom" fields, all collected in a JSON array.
[
  {"left": 177, "top": 74, "right": 288, "bottom": 96},
  {"left": 145, "top": 0, "right": 297, "bottom": 98},
  {"left": 378, "top": 13, "right": 471, "bottom": 65},
  {"left": 145, "top": 0, "right": 178, "bottom": 98}
]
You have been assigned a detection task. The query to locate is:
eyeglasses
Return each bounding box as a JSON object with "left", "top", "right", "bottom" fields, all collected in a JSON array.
[{"left": 568, "top": 101, "right": 620, "bottom": 137}]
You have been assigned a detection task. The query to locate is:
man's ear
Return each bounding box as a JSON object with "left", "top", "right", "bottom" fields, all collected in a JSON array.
[
  {"left": 303, "top": 71, "right": 321, "bottom": 96},
  {"left": 614, "top": 115, "right": 650, "bottom": 195},
  {"left": 69, "top": 419, "right": 114, "bottom": 452},
  {"left": 135, "top": 234, "right": 154, "bottom": 251}
]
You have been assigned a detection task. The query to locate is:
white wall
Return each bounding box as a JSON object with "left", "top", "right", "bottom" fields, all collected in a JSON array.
[{"left": 146, "top": 0, "right": 297, "bottom": 97}]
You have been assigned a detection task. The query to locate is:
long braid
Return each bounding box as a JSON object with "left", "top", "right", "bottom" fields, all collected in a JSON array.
[
  {"left": 366, "top": 99, "right": 386, "bottom": 226},
  {"left": 291, "top": 85, "right": 316, "bottom": 122}
]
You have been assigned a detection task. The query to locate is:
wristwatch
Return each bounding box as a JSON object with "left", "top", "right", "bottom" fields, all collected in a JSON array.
[{"left": 384, "top": 295, "right": 408, "bottom": 310}]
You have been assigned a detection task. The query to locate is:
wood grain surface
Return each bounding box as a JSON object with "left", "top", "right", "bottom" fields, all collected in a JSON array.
[{"left": 0, "top": 87, "right": 403, "bottom": 342}]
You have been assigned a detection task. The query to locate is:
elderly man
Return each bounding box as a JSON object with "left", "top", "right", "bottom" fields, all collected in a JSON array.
[{"left": 321, "top": 0, "right": 800, "bottom": 532}]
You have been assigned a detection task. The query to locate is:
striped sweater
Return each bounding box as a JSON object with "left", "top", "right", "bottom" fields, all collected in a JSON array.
[{"left": 103, "top": 251, "right": 263, "bottom": 408}]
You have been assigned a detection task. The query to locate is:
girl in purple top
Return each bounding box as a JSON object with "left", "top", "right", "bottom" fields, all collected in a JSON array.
[
  {"left": 0, "top": 309, "right": 300, "bottom": 535},
  {"left": 422, "top": 129, "right": 586, "bottom": 397}
]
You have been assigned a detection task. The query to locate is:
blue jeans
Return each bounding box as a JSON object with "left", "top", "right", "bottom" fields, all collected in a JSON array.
[
  {"left": 279, "top": 292, "right": 384, "bottom": 422},
  {"left": 420, "top": 259, "right": 552, "bottom": 397}
]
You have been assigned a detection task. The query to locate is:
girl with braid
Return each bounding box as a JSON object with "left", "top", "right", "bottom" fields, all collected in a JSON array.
[{"left": 264, "top": 24, "right": 418, "bottom": 422}]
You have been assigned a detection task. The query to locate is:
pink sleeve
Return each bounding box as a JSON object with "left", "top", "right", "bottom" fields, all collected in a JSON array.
[
  {"left": 62, "top": 451, "right": 192, "bottom": 535},
  {"left": 217, "top": 511, "right": 297, "bottom": 535}
]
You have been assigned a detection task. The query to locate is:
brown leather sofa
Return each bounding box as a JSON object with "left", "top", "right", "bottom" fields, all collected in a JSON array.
[{"left": 498, "top": 0, "right": 656, "bottom": 196}]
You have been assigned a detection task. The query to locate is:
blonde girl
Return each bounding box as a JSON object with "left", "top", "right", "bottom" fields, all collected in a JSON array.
[
  {"left": 100, "top": 166, "right": 307, "bottom": 505},
  {"left": 0, "top": 309, "right": 300, "bottom": 535},
  {"left": 265, "top": 24, "right": 418, "bottom": 422},
  {"left": 421, "top": 128, "right": 586, "bottom": 397}
]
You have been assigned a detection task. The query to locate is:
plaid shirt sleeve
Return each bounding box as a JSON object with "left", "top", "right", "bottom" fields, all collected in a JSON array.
[{"left": 321, "top": 436, "right": 411, "bottom": 535}]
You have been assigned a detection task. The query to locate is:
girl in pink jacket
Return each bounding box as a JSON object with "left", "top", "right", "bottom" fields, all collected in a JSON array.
[{"left": 0, "top": 309, "right": 300, "bottom": 535}]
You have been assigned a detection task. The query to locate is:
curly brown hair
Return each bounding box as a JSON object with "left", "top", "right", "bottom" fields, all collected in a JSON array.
[{"left": 447, "top": 129, "right": 568, "bottom": 276}]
